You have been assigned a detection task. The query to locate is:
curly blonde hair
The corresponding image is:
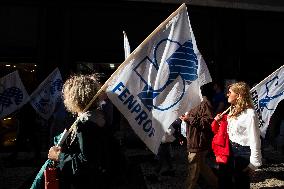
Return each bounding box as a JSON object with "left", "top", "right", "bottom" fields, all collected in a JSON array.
[
  {"left": 229, "top": 82, "right": 254, "bottom": 118},
  {"left": 62, "top": 74, "right": 101, "bottom": 114}
]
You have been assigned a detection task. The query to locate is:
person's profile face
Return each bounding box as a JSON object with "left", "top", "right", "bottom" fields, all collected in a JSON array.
[{"left": 227, "top": 88, "right": 239, "bottom": 104}]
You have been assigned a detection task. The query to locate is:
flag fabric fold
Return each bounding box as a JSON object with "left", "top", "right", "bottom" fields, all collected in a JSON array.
[
  {"left": 105, "top": 3, "right": 211, "bottom": 154},
  {"left": 30, "top": 67, "right": 63, "bottom": 120},
  {"left": 0, "top": 71, "right": 30, "bottom": 119},
  {"left": 250, "top": 65, "right": 284, "bottom": 138}
]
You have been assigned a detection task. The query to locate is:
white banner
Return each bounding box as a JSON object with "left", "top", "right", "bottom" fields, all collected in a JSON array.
[
  {"left": 0, "top": 71, "right": 30, "bottom": 119},
  {"left": 30, "top": 67, "right": 63, "bottom": 120},
  {"left": 251, "top": 65, "right": 284, "bottom": 138},
  {"left": 105, "top": 4, "right": 211, "bottom": 154}
]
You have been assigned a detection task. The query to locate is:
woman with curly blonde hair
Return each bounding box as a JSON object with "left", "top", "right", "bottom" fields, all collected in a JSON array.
[
  {"left": 62, "top": 74, "right": 101, "bottom": 114},
  {"left": 214, "top": 82, "right": 262, "bottom": 189},
  {"left": 48, "top": 74, "right": 108, "bottom": 189}
]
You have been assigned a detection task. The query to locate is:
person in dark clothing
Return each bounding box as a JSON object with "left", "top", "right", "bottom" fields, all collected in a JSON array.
[
  {"left": 155, "top": 125, "right": 176, "bottom": 177},
  {"left": 180, "top": 84, "right": 218, "bottom": 189},
  {"left": 265, "top": 100, "right": 284, "bottom": 151},
  {"left": 212, "top": 81, "right": 228, "bottom": 115},
  {"left": 99, "top": 96, "right": 128, "bottom": 186},
  {"left": 47, "top": 74, "right": 108, "bottom": 189},
  {"left": 171, "top": 118, "right": 187, "bottom": 147}
]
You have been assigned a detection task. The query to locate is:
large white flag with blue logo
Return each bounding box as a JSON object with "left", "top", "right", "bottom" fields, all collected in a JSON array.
[
  {"left": 0, "top": 71, "right": 30, "bottom": 119},
  {"left": 105, "top": 4, "right": 211, "bottom": 154},
  {"left": 30, "top": 67, "right": 63, "bottom": 120},
  {"left": 251, "top": 65, "right": 284, "bottom": 138}
]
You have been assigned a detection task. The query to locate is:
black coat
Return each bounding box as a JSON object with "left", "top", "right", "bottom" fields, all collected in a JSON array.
[{"left": 58, "top": 110, "right": 108, "bottom": 189}]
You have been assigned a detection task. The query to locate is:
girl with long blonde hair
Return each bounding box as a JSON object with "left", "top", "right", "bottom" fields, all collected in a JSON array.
[{"left": 214, "top": 81, "right": 262, "bottom": 189}]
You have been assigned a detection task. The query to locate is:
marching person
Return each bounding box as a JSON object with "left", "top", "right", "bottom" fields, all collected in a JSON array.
[
  {"left": 214, "top": 82, "right": 262, "bottom": 189},
  {"left": 154, "top": 125, "right": 176, "bottom": 177},
  {"left": 212, "top": 81, "right": 228, "bottom": 115},
  {"left": 180, "top": 84, "right": 218, "bottom": 189},
  {"left": 47, "top": 74, "right": 108, "bottom": 189}
]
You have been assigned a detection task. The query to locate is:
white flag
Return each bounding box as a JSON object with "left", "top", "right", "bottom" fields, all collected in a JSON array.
[
  {"left": 123, "top": 31, "right": 131, "bottom": 60},
  {"left": 105, "top": 4, "right": 211, "bottom": 154},
  {"left": 123, "top": 29, "right": 211, "bottom": 86},
  {"left": 251, "top": 65, "right": 284, "bottom": 138},
  {"left": 0, "top": 71, "right": 30, "bottom": 119},
  {"left": 30, "top": 67, "right": 63, "bottom": 120}
]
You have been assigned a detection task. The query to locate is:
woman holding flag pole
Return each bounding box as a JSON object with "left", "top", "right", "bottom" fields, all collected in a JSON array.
[
  {"left": 47, "top": 74, "right": 108, "bottom": 189},
  {"left": 213, "top": 81, "right": 262, "bottom": 189}
]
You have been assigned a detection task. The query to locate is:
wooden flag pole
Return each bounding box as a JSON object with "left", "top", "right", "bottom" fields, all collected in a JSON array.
[{"left": 220, "top": 106, "right": 231, "bottom": 116}]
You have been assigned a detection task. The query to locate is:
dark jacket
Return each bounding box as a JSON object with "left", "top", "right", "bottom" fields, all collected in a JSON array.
[
  {"left": 58, "top": 109, "right": 107, "bottom": 189},
  {"left": 185, "top": 97, "right": 214, "bottom": 152}
]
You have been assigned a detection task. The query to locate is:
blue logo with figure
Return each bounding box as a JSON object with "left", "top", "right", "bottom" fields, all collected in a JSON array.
[
  {"left": 259, "top": 75, "right": 284, "bottom": 111},
  {"left": 133, "top": 39, "right": 198, "bottom": 111}
]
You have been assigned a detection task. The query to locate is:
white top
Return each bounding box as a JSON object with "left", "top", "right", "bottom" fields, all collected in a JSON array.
[{"left": 227, "top": 108, "right": 262, "bottom": 170}]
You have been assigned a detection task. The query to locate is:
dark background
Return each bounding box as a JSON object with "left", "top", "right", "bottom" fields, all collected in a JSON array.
[{"left": 0, "top": 1, "right": 283, "bottom": 88}]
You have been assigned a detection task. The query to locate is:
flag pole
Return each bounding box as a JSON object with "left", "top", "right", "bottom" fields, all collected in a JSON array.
[
  {"left": 251, "top": 64, "right": 284, "bottom": 91},
  {"left": 221, "top": 106, "right": 230, "bottom": 116},
  {"left": 57, "top": 3, "right": 187, "bottom": 146}
]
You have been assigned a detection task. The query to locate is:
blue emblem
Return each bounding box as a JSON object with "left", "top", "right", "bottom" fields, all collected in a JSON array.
[
  {"left": 35, "top": 79, "right": 63, "bottom": 114},
  {"left": 51, "top": 79, "right": 63, "bottom": 95},
  {"left": 134, "top": 39, "right": 198, "bottom": 111},
  {"left": 259, "top": 75, "right": 284, "bottom": 111},
  {"left": 0, "top": 87, "right": 23, "bottom": 112}
]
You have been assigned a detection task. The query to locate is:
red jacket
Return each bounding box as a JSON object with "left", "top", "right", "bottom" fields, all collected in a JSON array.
[{"left": 211, "top": 114, "right": 230, "bottom": 164}]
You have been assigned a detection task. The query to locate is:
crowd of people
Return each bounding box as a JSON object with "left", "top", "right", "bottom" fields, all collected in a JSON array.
[
  {"left": 2, "top": 71, "right": 282, "bottom": 189},
  {"left": 152, "top": 80, "right": 264, "bottom": 189}
]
